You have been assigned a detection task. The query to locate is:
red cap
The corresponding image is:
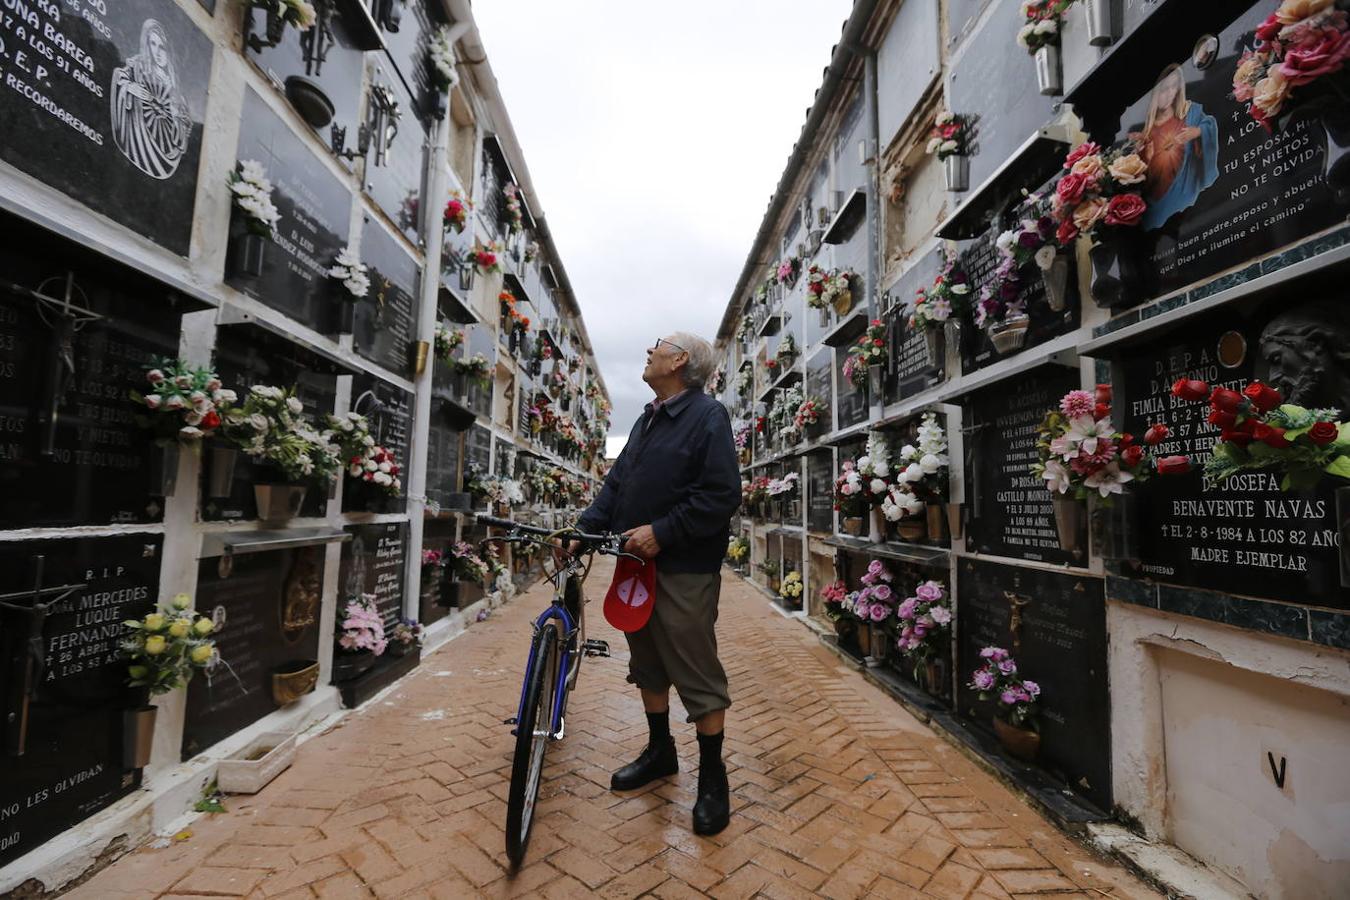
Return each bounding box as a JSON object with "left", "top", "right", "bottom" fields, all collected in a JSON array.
[{"left": 603, "top": 556, "right": 656, "bottom": 633}]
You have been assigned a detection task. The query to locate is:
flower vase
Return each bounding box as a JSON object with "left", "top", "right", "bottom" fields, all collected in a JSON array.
[
  {"left": 738, "top": 447, "right": 751, "bottom": 466},
  {"left": 946, "top": 502, "right": 964, "bottom": 541},
  {"left": 986, "top": 314, "right": 1030, "bottom": 356},
  {"left": 1089, "top": 236, "right": 1146, "bottom": 310},
  {"left": 1093, "top": 493, "right": 1137, "bottom": 561},
  {"left": 869, "top": 507, "right": 887, "bottom": 544},
  {"left": 922, "top": 659, "right": 944, "bottom": 697},
  {"left": 254, "top": 483, "right": 307, "bottom": 526},
  {"left": 924, "top": 327, "right": 945, "bottom": 368},
  {"left": 817, "top": 306, "right": 831, "bottom": 329},
  {"left": 943, "top": 319, "right": 963, "bottom": 360},
  {"left": 1053, "top": 496, "right": 1086, "bottom": 557},
  {"left": 866, "top": 364, "right": 884, "bottom": 402},
  {"left": 1316, "top": 104, "right": 1350, "bottom": 201},
  {"left": 271, "top": 660, "right": 320, "bottom": 706},
  {"left": 207, "top": 445, "right": 238, "bottom": 498},
  {"left": 335, "top": 297, "right": 356, "bottom": 335},
  {"left": 833, "top": 617, "right": 857, "bottom": 645},
  {"left": 993, "top": 718, "right": 1040, "bottom": 762},
  {"left": 925, "top": 503, "right": 946, "bottom": 543},
  {"left": 768, "top": 576, "right": 781, "bottom": 594},
  {"left": 1041, "top": 255, "right": 1069, "bottom": 312},
  {"left": 842, "top": 516, "right": 864, "bottom": 537},
  {"left": 855, "top": 621, "right": 872, "bottom": 659},
  {"left": 943, "top": 154, "right": 969, "bottom": 192},
  {"left": 1034, "top": 44, "right": 1062, "bottom": 96},
  {"left": 831, "top": 288, "right": 854, "bottom": 317},
  {"left": 896, "top": 516, "right": 926, "bottom": 543},
  {"left": 331, "top": 650, "right": 376, "bottom": 683},
  {"left": 147, "top": 443, "right": 180, "bottom": 498},
  {"left": 230, "top": 231, "right": 267, "bottom": 279},
  {"left": 1338, "top": 486, "right": 1350, "bottom": 588},
  {"left": 1083, "top": 0, "right": 1117, "bottom": 46},
  {"left": 122, "top": 705, "right": 157, "bottom": 769},
  {"left": 865, "top": 625, "right": 886, "bottom": 667}
]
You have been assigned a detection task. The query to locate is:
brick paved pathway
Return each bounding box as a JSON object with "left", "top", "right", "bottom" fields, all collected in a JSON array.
[{"left": 72, "top": 559, "right": 1161, "bottom": 899}]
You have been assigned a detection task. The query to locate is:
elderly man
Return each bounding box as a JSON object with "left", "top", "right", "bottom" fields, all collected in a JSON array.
[{"left": 574, "top": 332, "right": 741, "bottom": 835}]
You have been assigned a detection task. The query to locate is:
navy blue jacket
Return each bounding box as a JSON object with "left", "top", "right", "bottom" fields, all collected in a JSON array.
[{"left": 577, "top": 390, "right": 740, "bottom": 573}]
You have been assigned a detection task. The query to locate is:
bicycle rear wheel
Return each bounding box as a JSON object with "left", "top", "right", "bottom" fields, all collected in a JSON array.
[{"left": 505, "top": 619, "right": 559, "bottom": 867}]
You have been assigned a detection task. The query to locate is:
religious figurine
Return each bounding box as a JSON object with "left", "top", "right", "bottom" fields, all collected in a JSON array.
[
  {"left": 110, "top": 20, "right": 193, "bottom": 180},
  {"left": 1258, "top": 299, "right": 1350, "bottom": 412},
  {"left": 281, "top": 548, "right": 322, "bottom": 642}
]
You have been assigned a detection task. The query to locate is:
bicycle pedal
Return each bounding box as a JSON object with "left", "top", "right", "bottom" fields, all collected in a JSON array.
[{"left": 581, "top": 639, "right": 610, "bottom": 657}]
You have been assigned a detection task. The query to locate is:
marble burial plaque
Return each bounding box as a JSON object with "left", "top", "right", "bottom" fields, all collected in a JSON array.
[
  {"left": 1119, "top": 302, "right": 1350, "bottom": 609},
  {"left": 806, "top": 450, "right": 834, "bottom": 534},
  {"left": 379, "top": 0, "right": 444, "bottom": 121},
  {"left": 353, "top": 218, "right": 418, "bottom": 375},
  {"left": 340, "top": 521, "right": 408, "bottom": 631},
  {"left": 805, "top": 349, "right": 833, "bottom": 435},
  {"left": 888, "top": 249, "right": 944, "bottom": 400},
  {"left": 1108, "top": 5, "right": 1350, "bottom": 300},
  {"left": 466, "top": 421, "right": 491, "bottom": 477},
  {"left": 364, "top": 60, "right": 427, "bottom": 245},
  {"left": 228, "top": 89, "right": 352, "bottom": 330},
  {"left": 424, "top": 414, "right": 462, "bottom": 508},
  {"left": 204, "top": 328, "right": 337, "bottom": 522},
  {"left": 947, "top": 0, "right": 1059, "bottom": 194},
  {"left": 964, "top": 365, "right": 1084, "bottom": 565},
  {"left": 0, "top": 256, "right": 180, "bottom": 528},
  {"left": 182, "top": 545, "right": 325, "bottom": 758},
  {"left": 0, "top": 535, "right": 161, "bottom": 866},
  {"left": 835, "top": 347, "right": 868, "bottom": 431},
  {"left": 956, "top": 558, "right": 1111, "bottom": 810},
  {"left": 343, "top": 372, "right": 410, "bottom": 514},
  {"left": 0, "top": 0, "right": 210, "bottom": 255}
]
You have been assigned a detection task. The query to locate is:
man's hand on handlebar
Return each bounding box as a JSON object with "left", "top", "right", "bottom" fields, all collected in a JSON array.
[{"left": 620, "top": 524, "right": 661, "bottom": 560}]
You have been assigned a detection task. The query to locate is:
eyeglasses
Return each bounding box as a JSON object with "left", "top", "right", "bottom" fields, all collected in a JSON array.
[{"left": 651, "top": 338, "right": 687, "bottom": 355}]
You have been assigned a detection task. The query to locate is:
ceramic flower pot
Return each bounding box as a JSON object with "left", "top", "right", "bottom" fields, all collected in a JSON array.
[
  {"left": 1035, "top": 44, "right": 1062, "bottom": 96},
  {"left": 332, "top": 650, "right": 376, "bottom": 684},
  {"left": 147, "top": 443, "right": 180, "bottom": 498},
  {"left": 255, "top": 483, "right": 307, "bottom": 526},
  {"left": 122, "top": 705, "right": 157, "bottom": 769},
  {"left": 1053, "top": 496, "right": 1086, "bottom": 556},
  {"left": 1041, "top": 254, "right": 1069, "bottom": 312},
  {"left": 896, "top": 516, "right": 926, "bottom": 543},
  {"left": 924, "top": 327, "right": 945, "bottom": 368},
  {"left": 842, "top": 516, "right": 864, "bottom": 537},
  {"left": 986, "top": 315, "right": 1030, "bottom": 356},
  {"left": 943, "top": 154, "right": 969, "bottom": 192},
  {"left": 230, "top": 231, "right": 267, "bottom": 279},
  {"left": 993, "top": 718, "right": 1040, "bottom": 762},
  {"left": 1084, "top": 0, "right": 1117, "bottom": 46},
  {"left": 1089, "top": 236, "right": 1146, "bottom": 310},
  {"left": 271, "top": 660, "right": 320, "bottom": 706},
  {"left": 925, "top": 503, "right": 946, "bottom": 543}
]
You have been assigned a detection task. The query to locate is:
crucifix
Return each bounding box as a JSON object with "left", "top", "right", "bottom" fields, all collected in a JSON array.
[
  {"left": 1, "top": 272, "right": 104, "bottom": 457},
  {"left": 1002, "top": 590, "right": 1032, "bottom": 653},
  {"left": 0, "top": 555, "right": 87, "bottom": 757}
]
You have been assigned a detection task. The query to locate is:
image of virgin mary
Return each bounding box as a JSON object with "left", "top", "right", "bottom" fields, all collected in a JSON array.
[
  {"left": 1134, "top": 64, "right": 1219, "bottom": 230},
  {"left": 110, "top": 19, "right": 193, "bottom": 180}
]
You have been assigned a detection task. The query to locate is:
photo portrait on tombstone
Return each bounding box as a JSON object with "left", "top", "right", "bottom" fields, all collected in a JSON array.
[
  {"left": 1130, "top": 63, "right": 1219, "bottom": 230},
  {"left": 110, "top": 19, "right": 193, "bottom": 181},
  {"left": 1258, "top": 298, "right": 1350, "bottom": 412}
]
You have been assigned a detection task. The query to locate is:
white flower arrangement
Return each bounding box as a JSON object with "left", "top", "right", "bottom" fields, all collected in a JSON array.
[
  {"left": 881, "top": 483, "right": 924, "bottom": 522},
  {"left": 222, "top": 384, "right": 342, "bottom": 484},
  {"left": 228, "top": 160, "right": 281, "bottom": 239},
  {"left": 895, "top": 412, "right": 950, "bottom": 499},
  {"left": 429, "top": 25, "right": 458, "bottom": 92},
  {"left": 328, "top": 246, "right": 370, "bottom": 299}
]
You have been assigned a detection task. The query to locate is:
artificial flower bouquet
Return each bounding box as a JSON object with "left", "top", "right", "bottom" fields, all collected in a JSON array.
[
  {"left": 819, "top": 580, "right": 852, "bottom": 621},
  {"left": 794, "top": 396, "right": 825, "bottom": 431},
  {"left": 852, "top": 560, "right": 896, "bottom": 624},
  {"left": 833, "top": 461, "right": 869, "bottom": 518},
  {"left": 978, "top": 212, "right": 1060, "bottom": 327},
  {"left": 1051, "top": 142, "right": 1149, "bottom": 246},
  {"left": 1233, "top": 0, "right": 1350, "bottom": 129},
  {"left": 775, "top": 333, "right": 799, "bottom": 368},
  {"left": 1016, "top": 0, "right": 1072, "bottom": 53},
  {"left": 779, "top": 571, "right": 804, "bottom": 602},
  {"left": 855, "top": 431, "right": 893, "bottom": 509},
  {"left": 894, "top": 413, "right": 950, "bottom": 501},
  {"left": 326, "top": 412, "right": 402, "bottom": 496},
  {"left": 844, "top": 319, "right": 888, "bottom": 389},
  {"left": 222, "top": 385, "right": 342, "bottom": 485},
  {"left": 328, "top": 246, "right": 370, "bottom": 300},
  {"left": 925, "top": 110, "right": 974, "bottom": 158},
  {"left": 338, "top": 594, "right": 387, "bottom": 656},
  {"left": 767, "top": 472, "right": 800, "bottom": 499},
  {"left": 907, "top": 259, "right": 972, "bottom": 333},
  {"left": 879, "top": 483, "right": 923, "bottom": 524},
  {"left": 968, "top": 647, "right": 1040, "bottom": 729},
  {"left": 895, "top": 581, "right": 951, "bottom": 676},
  {"left": 131, "top": 359, "right": 237, "bottom": 443},
  {"left": 433, "top": 322, "right": 463, "bottom": 360},
  {"left": 775, "top": 255, "right": 800, "bottom": 286},
  {"left": 443, "top": 190, "right": 472, "bottom": 233},
  {"left": 805, "top": 266, "right": 857, "bottom": 310},
  {"left": 1169, "top": 377, "right": 1350, "bottom": 489},
  {"left": 421, "top": 549, "right": 445, "bottom": 570},
  {"left": 120, "top": 592, "right": 217, "bottom": 694},
  {"left": 429, "top": 25, "right": 458, "bottom": 92},
  {"left": 229, "top": 160, "right": 281, "bottom": 239},
  {"left": 525, "top": 240, "right": 540, "bottom": 263},
  {"left": 450, "top": 541, "right": 492, "bottom": 584},
  {"left": 473, "top": 241, "right": 503, "bottom": 275},
  {"left": 503, "top": 184, "right": 524, "bottom": 234},
  {"left": 1032, "top": 385, "right": 1179, "bottom": 502},
  {"left": 743, "top": 475, "right": 772, "bottom": 515},
  {"left": 390, "top": 618, "right": 424, "bottom": 651},
  {"left": 726, "top": 535, "right": 750, "bottom": 564},
  {"left": 453, "top": 353, "right": 491, "bottom": 385}
]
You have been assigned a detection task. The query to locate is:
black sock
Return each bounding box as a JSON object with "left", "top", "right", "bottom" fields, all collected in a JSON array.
[
  {"left": 647, "top": 710, "right": 671, "bottom": 744},
  {"left": 697, "top": 730, "right": 724, "bottom": 770}
]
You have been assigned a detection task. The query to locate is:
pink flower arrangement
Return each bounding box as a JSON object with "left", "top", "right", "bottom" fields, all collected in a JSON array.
[
  {"left": 793, "top": 397, "right": 824, "bottom": 430},
  {"left": 1234, "top": 1, "right": 1350, "bottom": 128},
  {"left": 1032, "top": 386, "right": 1166, "bottom": 501},
  {"left": 338, "top": 594, "right": 387, "bottom": 656},
  {"left": 1051, "top": 143, "right": 1149, "bottom": 246},
  {"left": 421, "top": 549, "right": 445, "bottom": 568},
  {"left": 852, "top": 560, "right": 896, "bottom": 623},
  {"left": 968, "top": 647, "right": 1040, "bottom": 728},
  {"left": 450, "top": 541, "right": 491, "bottom": 584},
  {"left": 895, "top": 581, "right": 952, "bottom": 676},
  {"left": 775, "top": 256, "right": 800, "bottom": 286}
]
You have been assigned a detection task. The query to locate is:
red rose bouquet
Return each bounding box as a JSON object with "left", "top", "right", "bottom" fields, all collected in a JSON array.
[
  {"left": 1233, "top": 0, "right": 1350, "bottom": 129},
  {"left": 924, "top": 110, "right": 974, "bottom": 159},
  {"left": 473, "top": 240, "right": 502, "bottom": 274},
  {"left": 844, "top": 319, "right": 888, "bottom": 389},
  {"left": 1016, "top": 0, "right": 1073, "bottom": 54},
  {"left": 443, "top": 190, "right": 472, "bottom": 233},
  {"left": 1169, "top": 377, "right": 1350, "bottom": 489},
  {"left": 1051, "top": 142, "right": 1149, "bottom": 246}
]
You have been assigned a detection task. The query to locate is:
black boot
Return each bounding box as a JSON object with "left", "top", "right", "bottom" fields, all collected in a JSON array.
[
  {"left": 692, "top": 731, "right": 730, "bottom": 836},
  {"left": 610, "top": 739, "right": 678, "bottom": 791}
]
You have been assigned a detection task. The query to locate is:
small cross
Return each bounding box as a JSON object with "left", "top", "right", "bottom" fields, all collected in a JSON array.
[{"left": 1003, "top": 590, "right": 1032, "bottom": 653}]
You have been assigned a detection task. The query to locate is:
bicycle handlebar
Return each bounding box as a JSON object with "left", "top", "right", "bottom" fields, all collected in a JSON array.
[{"left": 476, "top": 515, "right": 642, "bottom": 563}]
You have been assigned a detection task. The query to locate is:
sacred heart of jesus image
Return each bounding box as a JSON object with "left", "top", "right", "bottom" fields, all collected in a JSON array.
[{"left": 604, "top": 557, "right": 656, "bottom": 632}]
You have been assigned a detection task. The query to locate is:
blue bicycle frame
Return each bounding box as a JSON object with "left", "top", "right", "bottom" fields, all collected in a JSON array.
[{"left": 513, "top": 593, "right": 576, "bottom": 740}]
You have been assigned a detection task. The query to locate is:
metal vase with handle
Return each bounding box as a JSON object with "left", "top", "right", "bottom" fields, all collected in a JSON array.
[{"left": 1035, "top": 44, "right": 1062, "bottom": 96}]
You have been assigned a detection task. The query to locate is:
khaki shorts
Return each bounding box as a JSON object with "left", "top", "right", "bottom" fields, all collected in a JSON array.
[{"left": 624, "top": 569, "right": 732, "bottom": 723}]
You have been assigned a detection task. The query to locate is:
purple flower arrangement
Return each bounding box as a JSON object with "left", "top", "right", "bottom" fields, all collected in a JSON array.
[
  {"left": 895, "top": 580, "right": 952, "bottom": 676},
  {"left": 850, "top": 560, "right": 896, "bottom": 623},
  {"left": 338, "top": 594, "right": 387, "bottom": 656},
  {"left": 967, "top": 647, "right": 1040, "bottom": 729}
]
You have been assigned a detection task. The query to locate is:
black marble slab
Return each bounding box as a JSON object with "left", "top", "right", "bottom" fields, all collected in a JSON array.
[
  {"left": 353, "top": 217, "right": 418, "bottom": 375},
  {"left": 340, "top": 521, "right": 408, "bottom": 630}
]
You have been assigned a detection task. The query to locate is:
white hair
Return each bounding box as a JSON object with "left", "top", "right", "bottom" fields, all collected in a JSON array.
[{"left": 670, "top": 331, "right": 715, "bottom": 389}]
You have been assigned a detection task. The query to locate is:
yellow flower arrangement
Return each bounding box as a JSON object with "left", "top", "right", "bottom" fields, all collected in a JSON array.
[
  {"left": 120, "top": 594, "right": 219, "bottom": 696},
  {"left": 780, "top": 571, "right": 804, "bottom": 600}
]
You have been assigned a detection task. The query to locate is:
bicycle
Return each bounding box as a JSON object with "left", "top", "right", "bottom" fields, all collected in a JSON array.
[{"left": 477, "top": 515, "right": 643, "bottom": 868}]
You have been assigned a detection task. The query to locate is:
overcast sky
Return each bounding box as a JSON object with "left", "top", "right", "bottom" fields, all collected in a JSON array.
[{"left": 473, "top": 1, "right": 854, "bottom": 457}]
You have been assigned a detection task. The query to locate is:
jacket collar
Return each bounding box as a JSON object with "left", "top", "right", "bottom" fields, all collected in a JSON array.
[{"left": 647, "top": 389, "right": 695, "bottom": 420}]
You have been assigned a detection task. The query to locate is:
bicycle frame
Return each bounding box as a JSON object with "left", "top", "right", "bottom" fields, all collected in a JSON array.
[{"left": 513, "top": 565, "right": 583, "bottom": 740}]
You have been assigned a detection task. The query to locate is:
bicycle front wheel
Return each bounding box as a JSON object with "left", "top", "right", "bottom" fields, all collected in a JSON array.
[{"left": 505, "top": 619, "right": 559, "bottom": 867}]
